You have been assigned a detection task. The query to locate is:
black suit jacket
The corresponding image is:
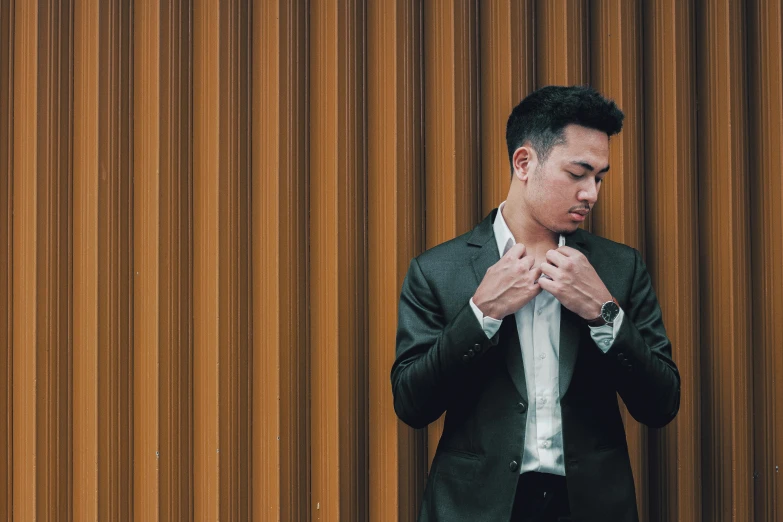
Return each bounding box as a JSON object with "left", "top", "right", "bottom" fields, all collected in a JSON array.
[{"left": 392, "top": 210, "right": 680, "bottom": 522}]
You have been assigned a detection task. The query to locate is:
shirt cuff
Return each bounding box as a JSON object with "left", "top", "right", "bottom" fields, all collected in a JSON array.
[
  {"left": 589, "top": 308, "right": 625, "bottom": 353},
  {"left": 469, "top": 298, "right": 503, "bottom": 339}
]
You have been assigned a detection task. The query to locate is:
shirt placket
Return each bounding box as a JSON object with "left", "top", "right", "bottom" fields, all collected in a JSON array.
[
  {"left": 533, "top": 294, "right": 548, "bottom": 467},
  {"left": 534, "top": 293, "right": 556, "bottom": 468}
]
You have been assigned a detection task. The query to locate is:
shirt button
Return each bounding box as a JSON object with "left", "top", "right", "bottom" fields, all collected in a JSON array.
[
  {"left": 541, "top": 440, "right": 551, "bottom": 449},
  {"left": 509, "top": 460, "right": 519, "bottom": 472},
  {"left": 539, "top": 397, "right": 547, "bottom": 406},
  {"left": 539, "top": 353, "right": 546, "bottom": 360},
  {"left": 537, "top": 308, "right": 544, "bottom": 315},
  {"left": 603, "top": 340, "right": 611, "bottom": 347}
]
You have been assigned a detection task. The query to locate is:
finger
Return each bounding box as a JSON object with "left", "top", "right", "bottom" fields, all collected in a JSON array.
[
  {"left": 520, "top": 255, "right": 535, "bottom": 271},
  {"left": 540, "top": 262, "right": 558, "bottom": 279},
  {"left": 556, "top": 245, "right": 582, "bottom": 258},
  {"left": 545, "top": 249, "right": 568, "bottom": 267},
  {"left": 537, "top": 274, "right": 554, "bottom": 292},
  {"left": 504, "top": 242, "right": 526, "bottom": 259}
]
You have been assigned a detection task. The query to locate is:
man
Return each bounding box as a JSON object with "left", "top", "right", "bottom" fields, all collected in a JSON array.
[{"left": 391, "top": 86, "right": 680, "bottom": 522}]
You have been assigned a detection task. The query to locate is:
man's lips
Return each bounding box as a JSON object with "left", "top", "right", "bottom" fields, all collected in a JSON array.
[{"left": 569, "top": 208, "right": 590, "bottom": 221}]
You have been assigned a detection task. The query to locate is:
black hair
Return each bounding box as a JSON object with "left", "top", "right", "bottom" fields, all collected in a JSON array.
[{"left": 505, "top": 85, "right": 624, "bottom": 167}]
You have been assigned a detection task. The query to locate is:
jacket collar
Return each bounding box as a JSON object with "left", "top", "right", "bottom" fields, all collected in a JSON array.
[{"left": 468, "top": 209, "right": 591, "bottom": 279}]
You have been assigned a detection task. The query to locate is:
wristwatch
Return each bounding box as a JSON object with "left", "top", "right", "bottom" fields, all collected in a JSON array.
[{"left": 587, "top": 297, "right": 620, "bottom": 327}]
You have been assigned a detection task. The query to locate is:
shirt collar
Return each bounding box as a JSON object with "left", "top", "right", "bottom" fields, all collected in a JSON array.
[{"left": 494, "top": 201, "right": 564, "bottom": 257}]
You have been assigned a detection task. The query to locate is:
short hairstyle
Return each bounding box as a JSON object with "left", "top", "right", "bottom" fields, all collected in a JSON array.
[{"left": 505, "top": 85, "right": 624, "bottom": 166}]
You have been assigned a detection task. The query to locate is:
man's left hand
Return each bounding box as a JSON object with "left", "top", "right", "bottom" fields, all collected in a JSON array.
[{"left": 538, "top": 246, "right": 612, "bottom": 320}]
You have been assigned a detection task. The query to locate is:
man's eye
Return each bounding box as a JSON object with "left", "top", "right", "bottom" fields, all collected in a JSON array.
[{"left": 568, "top": 172, "right": 583, "bottom": 179}]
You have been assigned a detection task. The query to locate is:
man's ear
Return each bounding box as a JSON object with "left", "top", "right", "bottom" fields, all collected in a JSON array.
[{"left": 512, "top": 145, "right": 536, "bottom": 181}]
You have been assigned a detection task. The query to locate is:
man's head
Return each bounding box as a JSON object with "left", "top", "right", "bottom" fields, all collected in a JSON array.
[
  {"left": 505, "top": 85, "right": 624, "bottom": 167},
  {"left": 505, "top": 86, "right": 625, "bottom": 235}
]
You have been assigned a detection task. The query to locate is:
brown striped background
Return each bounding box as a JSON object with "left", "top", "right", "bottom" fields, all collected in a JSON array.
[{"left": 0, "top": 1, "right": 782, "bottom": 521}]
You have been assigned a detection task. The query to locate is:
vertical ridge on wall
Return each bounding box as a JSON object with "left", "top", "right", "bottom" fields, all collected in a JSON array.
[
  {"left": 158, "top": 1, "right": 194, "bottom": 519},
  {"left": 12, "top": 2, "right": 38, "bottom": 519},
  {"left": 192, "top": 3, "right": 223, "bottom": 510},
  {"left": 216, "top": 1, "right": 252, "bottom": 519},
  {"left": 367, "top": 1, "right": 426, "bottom": 521},
  {"left": 536, "top": 0, "right": 590, "bottom": 87},
  {"left": 97, "top": 1, "right": 134, "bottom": 519},
  {"left": 310, "top": 2, "right": 368, "bottom": 520},
  {"left": 479, "top": 0, "right": 535, "bottom": 214},
  {"left": 0, "top": 0, "right": 14, "bottom": 518},
  {"left": 748, "top": 0, "right": 783, "bottom": 519},
  {"left": 423, "top": 0, "right": 481, "bottom": 464},
  {"left": 33, "top": 0, "right": 74, "bottom": 518},
  {"left": 644, "top": 1, "right": 701, "bottom": 521},
  {"left": 697, "top": 0, "right": 754, "bottom": 520},
  {"left": 133, "top": 1, "right": 161, "bottom": 519},
  {"left": 73, "top": 0, "right": 99, "bottom": 519},
  {"left": 255, "top": 1, "right": 310, "bottom": 521},
  {"left": 193, "top": 0, "right": 223, "bottom": 518},
  {"left": 590, "top": 0, "right": 644, "bottom": 248},
  {"left": 590, "top": 2, "right": 647, "bottom": 518}
]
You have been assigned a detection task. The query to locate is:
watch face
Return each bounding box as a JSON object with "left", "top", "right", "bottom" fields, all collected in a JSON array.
[{"left": 601, "top": 301, "right": 620, "bottom": 323}]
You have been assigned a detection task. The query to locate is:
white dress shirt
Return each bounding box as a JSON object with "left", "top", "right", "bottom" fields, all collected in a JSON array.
[{"left": 469, "top": 202, "right": 624, "bottom": 476}]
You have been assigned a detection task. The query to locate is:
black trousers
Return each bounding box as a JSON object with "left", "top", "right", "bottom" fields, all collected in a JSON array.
[{"left": 510, "top": 472, "right": 572, "bottom": 522}]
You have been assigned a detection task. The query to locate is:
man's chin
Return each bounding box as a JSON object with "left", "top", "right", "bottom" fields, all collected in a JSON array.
[{"left": 553, "top": 223, "right": 580, "bottom": 236}]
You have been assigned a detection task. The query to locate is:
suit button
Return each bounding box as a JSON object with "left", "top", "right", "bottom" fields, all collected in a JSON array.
[
  {"left": 468, "top": 349, "right": 475, "bottom": 357},
  {"left": 518, "top": 402, "right": 527, "bottom": 413},
  {"left": 509, "top": 460, "right": 519, "bottom": 472},
  {"left": 473, "top": 343, "right": 482, "bottom": 353},
  {"left": 617, "top": 353, "right": 626, "bottom": 361},
  {"left": 462, "top": 354, "right": 469, "bottom": 363}
]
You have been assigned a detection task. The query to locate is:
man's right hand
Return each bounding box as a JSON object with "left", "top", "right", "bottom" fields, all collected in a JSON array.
[{"left": 472, "top": 243, "right": 542, "bottom": 320}]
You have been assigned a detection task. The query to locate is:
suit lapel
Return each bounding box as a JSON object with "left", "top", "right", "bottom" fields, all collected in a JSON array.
[
  {"left": 559, "top": 229, "right": 590, "bottom": 397},
  {"left": 504, "top": 316, "right": 528, "bottom": 402},
  {"left": 468, "top": 209, "right": 500, "bottom": 283},
  {"left": 468, "top": 210, "right": 529, "bottom": 402},
  {"left": 470, "top": 236, "right": 500, "bottom": 284}
]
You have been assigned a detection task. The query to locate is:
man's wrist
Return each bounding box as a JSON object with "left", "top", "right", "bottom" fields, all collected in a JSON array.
[
  {"left": 587, "top": 297, "right": 620, "bottom": 327},
  {"left": 471, "top": 294, "right": 500, "bottom": 320},
  {"left": 469, "top": 298, "right": 503, "bottom": 339}
]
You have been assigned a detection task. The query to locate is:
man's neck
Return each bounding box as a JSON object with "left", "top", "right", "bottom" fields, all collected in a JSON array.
[{"left": 500, "top": 203, "right": 558, "bottom": 252}]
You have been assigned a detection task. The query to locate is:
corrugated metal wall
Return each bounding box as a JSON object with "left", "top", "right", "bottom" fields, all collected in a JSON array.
[{"left": 0, "top": 1, "right": 781, "bottom": 521}]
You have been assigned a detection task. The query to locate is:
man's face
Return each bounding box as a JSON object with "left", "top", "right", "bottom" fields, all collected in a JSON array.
[{"left": 522, "top": 124, "right": 610, "bottom": 235}]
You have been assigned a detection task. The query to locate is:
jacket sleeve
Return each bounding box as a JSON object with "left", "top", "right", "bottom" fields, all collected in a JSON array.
[
  {"left": 604, "top": 249, "right": 681, "bottom": 428},
  {"left": 391, "top": 258, "right": 500, "bottom": 429}
]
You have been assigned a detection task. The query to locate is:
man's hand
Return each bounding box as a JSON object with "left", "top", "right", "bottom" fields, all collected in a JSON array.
[
  {"left": 472, "top": 243, "right": 543, "bottom": 319},
  {"left": 538, "top": 246, "right": 612, "bottom": 320}
]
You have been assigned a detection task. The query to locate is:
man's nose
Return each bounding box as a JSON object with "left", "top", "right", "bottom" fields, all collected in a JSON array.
[{"left": 578, "top": 180, "right": 599, "bottom": 204}]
